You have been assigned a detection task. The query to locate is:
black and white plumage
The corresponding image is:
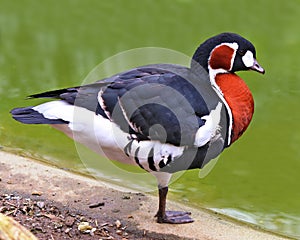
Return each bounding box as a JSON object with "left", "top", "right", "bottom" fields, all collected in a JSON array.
[{"left": 11, "top": 33, "right": 265, "bottom": 224}]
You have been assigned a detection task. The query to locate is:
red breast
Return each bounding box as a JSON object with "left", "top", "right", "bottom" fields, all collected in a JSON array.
[{"left": 215, "top": 73, "right": 254, "bottom": 143}]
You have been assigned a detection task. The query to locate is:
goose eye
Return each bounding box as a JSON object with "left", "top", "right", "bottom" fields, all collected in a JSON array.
[{"left": 238, "top": 49, "right": 246, "bottom": 56}]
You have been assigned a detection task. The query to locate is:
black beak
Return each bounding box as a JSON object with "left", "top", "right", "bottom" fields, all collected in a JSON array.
[{"left": 251, "top": 59, "right": 265, "bottom": 74}]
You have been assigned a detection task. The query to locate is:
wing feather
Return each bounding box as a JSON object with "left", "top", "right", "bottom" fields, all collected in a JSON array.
[{"left": 100, "top": 66, "right": 210, "bottom": 146}]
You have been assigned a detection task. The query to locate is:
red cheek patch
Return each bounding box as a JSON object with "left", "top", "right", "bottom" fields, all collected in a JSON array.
[{"left": 209, "top": 45, "right": 235, "bottom": 71}]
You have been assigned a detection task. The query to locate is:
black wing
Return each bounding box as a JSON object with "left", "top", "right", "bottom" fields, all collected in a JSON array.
[
  {"left": 99, "top": 66, "right": 211, "bottom": 146},
  {"left": 28, "top": 81, "right": 111, "bottom": 114},
  {"left": 26, "top": 64, "right": 215, "bottom": 147}
]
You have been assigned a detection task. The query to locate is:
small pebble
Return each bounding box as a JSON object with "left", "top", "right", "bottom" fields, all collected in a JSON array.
[
  {"left": 88, "top": 202, "right": 105, "bottom": 208},
  {"left": 115, "top": 219, "right": 121, "bottom": 228},
  {"left": 65, "top": 216, "right": 75, "bottom": 227},
  {"left": 122, "top": 195, "right": 131, "bottom": 200},
  {"left": 32, "top": 191, "right": 42, "bottom": 196},
  {"left": 90, "top": 228, "right": 96, "bottom": 236},
  {"left": 36, "top": 201, "right": 45, "bottom": 209},
  {"left": 78, "top": 222, "right": 92, "bottom": 232}
]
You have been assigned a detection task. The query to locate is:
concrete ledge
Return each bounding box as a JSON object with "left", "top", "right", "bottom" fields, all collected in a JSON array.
[{"left": 0, "top": 150, "right": 289, "bottom": 240}]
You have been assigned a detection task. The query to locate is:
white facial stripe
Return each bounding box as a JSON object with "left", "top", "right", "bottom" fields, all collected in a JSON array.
[
  {"left": 242, "top": 50, "right": 255, "bottom": 67},
  {"left": 223, "top": 42, "right": 238, "bottom": 71},
  {"left": 208, "top": 42, "right": 238, "bottom": 75},
  {"left": 223, "top": 42, "right": 239, "bottom": 50},
  {"left": 208, "top": 42, "right": 239, "bottom": 94},
  {"left": 228, "top": 43, "right": 238, "bottom": 70}
]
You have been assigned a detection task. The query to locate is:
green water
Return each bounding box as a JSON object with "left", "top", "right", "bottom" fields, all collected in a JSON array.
[{"left": 1, "top": 0, "right": 300, "bottom": 238}]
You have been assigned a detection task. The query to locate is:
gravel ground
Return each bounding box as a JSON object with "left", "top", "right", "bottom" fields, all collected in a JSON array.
[{"left": 0, "top": 190, "right": 184, "bottom": 240}]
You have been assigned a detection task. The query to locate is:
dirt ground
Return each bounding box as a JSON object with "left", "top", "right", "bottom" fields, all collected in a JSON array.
[{"left": 0, "top": 150, "right": 290, "bottom": 240}]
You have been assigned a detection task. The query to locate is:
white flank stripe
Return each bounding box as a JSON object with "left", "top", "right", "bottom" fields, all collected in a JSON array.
[
  {"left": 194, "top": 102, "right": 222, "bottom": 147},
  {"left": 33, "top": 101, "right": 74, "bottom": 122}
]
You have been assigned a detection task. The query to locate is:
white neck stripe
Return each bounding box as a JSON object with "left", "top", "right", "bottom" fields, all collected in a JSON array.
[{"left": 207, "top": 42, "right": 238, "bottom": 145}]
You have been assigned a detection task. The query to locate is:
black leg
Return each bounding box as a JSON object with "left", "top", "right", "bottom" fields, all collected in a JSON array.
[
  {"left": 156, "top": 186, "right": 168, "bottom": 223},
  {"left": 155, "top": 186, "right": 194, "bottom": 224}
]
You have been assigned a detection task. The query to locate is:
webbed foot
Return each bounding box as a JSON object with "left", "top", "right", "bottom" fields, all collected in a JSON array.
[{"left": 156, "top": 210, "right": 193, "bottom": 224}]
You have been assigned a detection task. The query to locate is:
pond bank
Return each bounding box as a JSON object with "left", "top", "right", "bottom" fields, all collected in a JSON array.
[{"left": 0, "top": 150, "right": 289, "bottom": 240}]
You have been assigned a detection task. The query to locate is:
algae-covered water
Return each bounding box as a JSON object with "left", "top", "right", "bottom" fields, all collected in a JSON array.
[{"left": 1, "top": 0, "right": 300, "bottom": 238}]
